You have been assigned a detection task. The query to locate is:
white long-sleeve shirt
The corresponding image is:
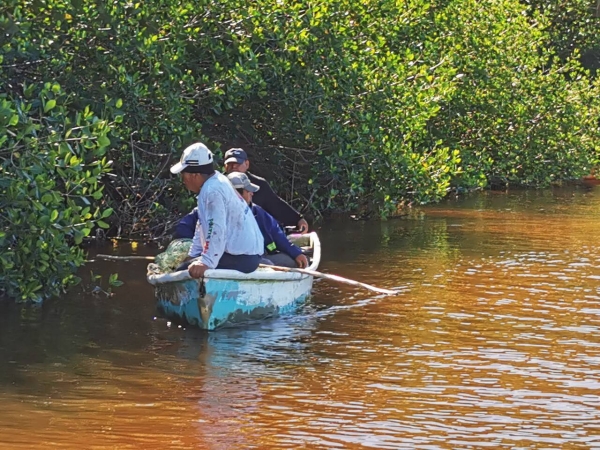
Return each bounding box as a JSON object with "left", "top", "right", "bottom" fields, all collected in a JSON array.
[{"left": 189, "top": 172, "right": 264, "bottom": 268}]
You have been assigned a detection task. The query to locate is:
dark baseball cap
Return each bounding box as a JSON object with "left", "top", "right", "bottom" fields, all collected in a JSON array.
[{"left": 224, "top": 148, "right": 248, "bottom": 165}]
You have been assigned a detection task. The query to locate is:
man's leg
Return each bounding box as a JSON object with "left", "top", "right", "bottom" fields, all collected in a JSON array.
[
  {"left": 260, "top": 255, "right": 274, "bottom": 265},
  {"left": 216, "top": 253, "right": 261, "bottom": 273},
  {"left": 264, "top": 252, "right": 297, "bottom": 268}
]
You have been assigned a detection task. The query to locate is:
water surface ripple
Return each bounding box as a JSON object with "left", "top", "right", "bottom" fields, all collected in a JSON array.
[{"left": 1, "top": 188, "right": 600, "bottom": 449}]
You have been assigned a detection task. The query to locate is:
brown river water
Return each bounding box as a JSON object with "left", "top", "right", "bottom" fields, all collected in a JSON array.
[{"left": 1, "top": 187, "right": 600, "bottom": 449}]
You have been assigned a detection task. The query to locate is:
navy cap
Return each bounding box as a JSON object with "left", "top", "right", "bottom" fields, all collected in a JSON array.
[{"left": 224, "top": 148, "right": 248, "bottom": 165}]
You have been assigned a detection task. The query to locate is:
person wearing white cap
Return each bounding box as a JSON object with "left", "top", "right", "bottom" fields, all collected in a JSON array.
[
  {"left": 170, "top": 142, "right": 264, "bottom": 278},
  {"left": 172, "top": 172, "right": 309, "bottom": 269},
  {"left": 223, "top": 148, "right": 309, "bottom": 234}
]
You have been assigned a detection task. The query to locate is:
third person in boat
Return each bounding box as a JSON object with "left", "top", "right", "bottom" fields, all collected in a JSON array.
[
  {"left": 223, "top": 148, "right": 309, "bottom": 234},
  {"left": 226, "top": 171, "right": 309, "bottom": 269}
]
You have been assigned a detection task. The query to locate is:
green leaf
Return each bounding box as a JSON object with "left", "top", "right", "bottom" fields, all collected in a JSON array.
[
  {"left": 50, "top": 210, "right": 59, "bottom": 222},
  {"left": 109, "top": 273, "right": 123, "bottom": 287},
  {"left": 44, "top": 99, "right": 56, "bottom": 113},
  {"left": 101, "top": 208, "right": 114, "bottom": 218},
  {"left": 116, "top": 98, "right": 123, "bottom": 108},
  {"left": 97, "top": 220, "right": 110, "bottom": 229},
  {"left": 8, "top": 115, "right": 18, "bottom": 126},
  {"left": 97, "top": 135, "right": 111, "bottom": 148}
]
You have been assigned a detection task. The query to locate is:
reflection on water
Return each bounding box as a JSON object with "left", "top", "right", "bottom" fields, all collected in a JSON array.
[{"left": 2, "top": 187, "right": 600, "bottom": 448}]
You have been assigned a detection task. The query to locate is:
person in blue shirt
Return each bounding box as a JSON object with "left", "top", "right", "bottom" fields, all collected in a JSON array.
[
  {"left": 175, "top": 172, "right": 309, "bottom": 269},
  {"left": 223, "top": 148, "right": 309, "bottom": 234},
  {"left": 175, "top": 207, "right": 199, "bottom": 240}
]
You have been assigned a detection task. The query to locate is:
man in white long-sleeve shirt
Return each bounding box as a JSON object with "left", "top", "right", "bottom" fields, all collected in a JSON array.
[{"left": 170, "top": 142, "right": 264, "bottom": 279}]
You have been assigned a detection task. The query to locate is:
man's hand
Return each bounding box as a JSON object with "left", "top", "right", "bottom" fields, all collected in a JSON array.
[
  {"left": 295, "top": 254, "right": 309, "bottom": 269},
  {"left": 188, "top": 260, "right": 209, "bottom": 279},
  {"left": 297, "top": 218, "right": 309, "bottom": 234}
]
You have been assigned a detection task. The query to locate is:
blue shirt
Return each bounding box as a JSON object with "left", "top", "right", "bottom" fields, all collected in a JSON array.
[
  {"left": 175, "top": 207, "right": 199, "bottom": 239},
  {"left": 252, "top": 203, "right": 302, "bottom": 259}
]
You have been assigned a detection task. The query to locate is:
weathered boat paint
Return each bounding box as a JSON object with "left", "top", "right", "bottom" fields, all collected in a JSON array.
[{"left": 148, "top": 233, "right": 321, "bottom": 330}]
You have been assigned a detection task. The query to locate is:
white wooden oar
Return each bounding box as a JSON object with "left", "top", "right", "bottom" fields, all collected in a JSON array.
[
  {"left": 93, "top": 255, "right": 399, "bottom": 295},
  {"left": 259, "top": 264, "right": 399, "bottom": 295},
  {"left": 95, "top": 254, "right": 155, "bottom": 261}
]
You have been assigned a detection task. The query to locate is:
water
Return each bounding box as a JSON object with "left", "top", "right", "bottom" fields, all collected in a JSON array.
[{"left": 2, "top": 187, "right": 600, "bottom": 449}]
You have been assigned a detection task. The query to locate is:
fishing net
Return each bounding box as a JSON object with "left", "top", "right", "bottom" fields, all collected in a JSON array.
[{"left": 149, "top": 238, "right": 193, "bottom": 274}]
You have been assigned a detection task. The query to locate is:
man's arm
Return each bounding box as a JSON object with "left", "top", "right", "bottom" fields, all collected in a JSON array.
[
  {"left": 269, "top": 217, "right": 302, "bottom": 259},
  {"left": 189, "top": 211, "right": 203, "bottom": 258},
  {"left": 197, "top": 190, "right": 227, "bottom": 269},
  {"left": 189, "top": 190, "right": 227, "bottom": 277},
  {"left": 257, "top": 206, "right": 307, "bottom": 267},
  {"left": 248, "top": 173, "right": 303, "bottom": 228}
]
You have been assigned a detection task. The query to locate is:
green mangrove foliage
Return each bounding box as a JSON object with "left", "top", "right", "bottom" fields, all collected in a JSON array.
[
  {"left": 523, "top": 0, "right": 600, "bottom": 65},
  {"left": 1, "top": 0, "right": 599, "bottom": 300},
  {"left": 0, "top": 0, "right": 206, "bottom": 238},
  {"left": 223, "top": 0, "right": 463, "bottom": 214},
  {"left": 430, "top": 0, "right": 600, "bottom": 188},
  {"left": 0, "top": 83, "right": 115, "bottom": 301}
]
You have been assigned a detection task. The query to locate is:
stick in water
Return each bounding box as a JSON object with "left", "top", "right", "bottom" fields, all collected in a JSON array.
[
  {"left": 95, "top": 254, "right": 155, "bottom": 261},
  {"left": 260, "top": 264, "right": 399, "bottom": 295},
  {"left": 93, "top": 255, "right": 398, "bottom": 295}
]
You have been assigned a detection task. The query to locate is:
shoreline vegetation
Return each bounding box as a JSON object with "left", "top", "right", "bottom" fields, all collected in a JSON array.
[{"left": 1, "top": 0, "right": 599, "bottom": 301}]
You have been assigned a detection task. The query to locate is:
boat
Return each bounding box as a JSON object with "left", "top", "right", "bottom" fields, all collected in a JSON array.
[{"left": 146, "top": 232, "right": 322, "bottom": 330}]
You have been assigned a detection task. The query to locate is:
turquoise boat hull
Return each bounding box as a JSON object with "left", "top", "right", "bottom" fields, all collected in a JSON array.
[{"left": 148, "top": 233, "right": 321, "bottom": 330}]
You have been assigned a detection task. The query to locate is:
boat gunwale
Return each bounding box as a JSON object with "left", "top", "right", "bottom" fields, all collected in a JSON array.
[{"left": 147, "top": 232, "right": 321, "bottom": 286}]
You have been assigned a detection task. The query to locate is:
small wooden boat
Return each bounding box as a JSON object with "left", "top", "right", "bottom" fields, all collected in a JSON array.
[{"left": 146, "top": 233, "right": 322, "bottom": 330}]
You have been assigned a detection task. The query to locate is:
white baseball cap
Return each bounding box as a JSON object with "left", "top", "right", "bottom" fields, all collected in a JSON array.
[{"left": 170, "top": 142, "right": 214, "bottom": 174}]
